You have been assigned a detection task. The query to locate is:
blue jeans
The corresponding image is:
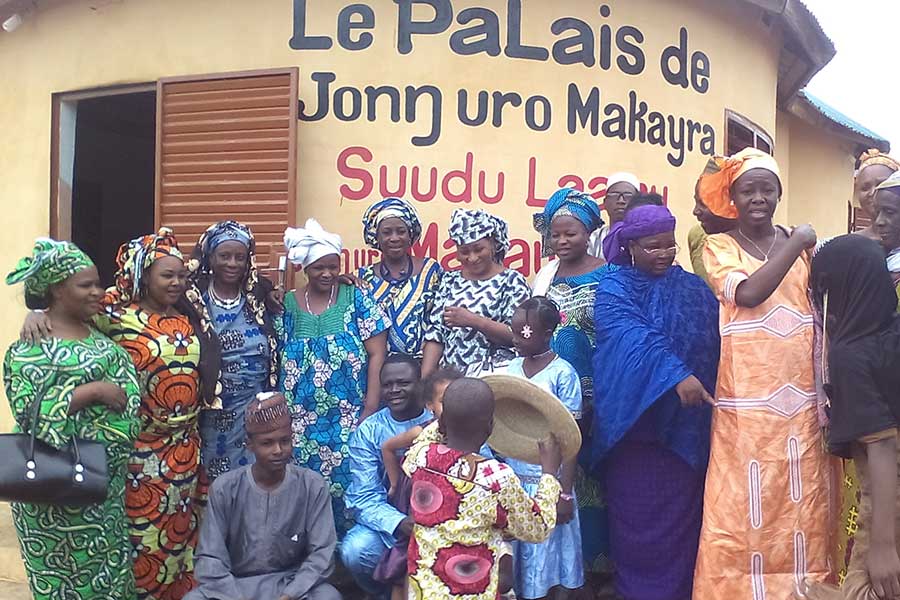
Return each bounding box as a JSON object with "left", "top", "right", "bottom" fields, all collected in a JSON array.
[{"left": 340, "top": 524, "right": 392, "bottom": 598}]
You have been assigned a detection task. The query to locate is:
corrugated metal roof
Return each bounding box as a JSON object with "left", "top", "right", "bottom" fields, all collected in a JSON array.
[{"left": 795, "top": 89, "right": 890, "bottom": 149}]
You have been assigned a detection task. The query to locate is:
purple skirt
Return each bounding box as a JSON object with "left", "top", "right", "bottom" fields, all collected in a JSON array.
[{"left": 605, "top": 423, "right": 705, "bottom": 600}]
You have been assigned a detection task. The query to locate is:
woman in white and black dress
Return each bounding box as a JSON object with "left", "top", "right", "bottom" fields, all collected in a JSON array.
[{"left": 421, "top": 208, "right": 530, "bottom": 377}]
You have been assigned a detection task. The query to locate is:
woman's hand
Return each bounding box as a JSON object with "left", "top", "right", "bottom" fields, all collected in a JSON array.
[
  {"left": 265, "top": 288, "right": 285, "bottom": 315},
  {"left": 790, "top": 224, "right": 817, "bottom": 250},
  {"left": 21, "top": 311, "right": 52, "bottom": 344},
  {"left": 71, "top": 382, "right": 127, "bottom": 414},
  {"left": 538, "top": 435, "right": 562, "bottom": 476},
  {"left": 443, "top": 306, "right": 478, "bottom": 328},
  {"left": 868, "top": 541, "right": 900, "bottom": 599},
  {"left": 358, "top": 397, "right": 378, "bottom": 424},
  {"left": 675, "top": 375, "right": 715, "bottom": 407},
  {"left": 91, "top": 382, "right": 128, "bottom": 412}
]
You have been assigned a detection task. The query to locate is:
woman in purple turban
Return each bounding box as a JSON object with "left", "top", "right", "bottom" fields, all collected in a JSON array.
[{"left": 594, "top": 203, "right": 720, "bottom": 600}]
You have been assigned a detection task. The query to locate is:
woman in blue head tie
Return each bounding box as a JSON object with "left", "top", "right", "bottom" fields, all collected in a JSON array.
[
  {"left": 358, "top": 197, "right": 443, "bottom": 357},
  {"left": 185, "top": 220, "right": 281, "bottom": 480}
]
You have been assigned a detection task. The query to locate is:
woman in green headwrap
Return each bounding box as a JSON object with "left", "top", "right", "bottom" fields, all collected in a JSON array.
[{"left": 4, "top": 238, "right": 142, "bottom": 600}]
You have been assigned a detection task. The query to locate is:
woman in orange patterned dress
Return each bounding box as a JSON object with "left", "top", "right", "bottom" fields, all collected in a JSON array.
[
  {"left": 96, "top": 228, "right": 221, "bottom": 600},
  {"left": 693, "top": 149, "right": 837, "bottom": 599}
]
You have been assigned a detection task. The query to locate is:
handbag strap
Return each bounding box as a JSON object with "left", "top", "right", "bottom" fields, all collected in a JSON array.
[{"left": 25, "top": 343, "right": 81, "bottom": 463}]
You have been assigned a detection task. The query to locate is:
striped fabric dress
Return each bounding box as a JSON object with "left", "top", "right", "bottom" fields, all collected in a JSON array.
[{"left": 358, "top": 257, "right": 442, "bottom": 357}]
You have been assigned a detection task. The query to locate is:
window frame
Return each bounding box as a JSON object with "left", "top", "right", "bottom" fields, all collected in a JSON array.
[
  {"left": 50, "top": 83, "right": 156, "bottom": 239},
  {"left": 724, "top": 109, "right": 775, "bottom": 156}
]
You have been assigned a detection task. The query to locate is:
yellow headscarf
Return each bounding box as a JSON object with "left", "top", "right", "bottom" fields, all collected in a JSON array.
[
  {"left": 698, "top": 148, "right": 781, "bottom": 219},
  {"left": 853, "top": 149, "right": 900, "bottom": 208},
  {"left": 859, "top": 148, "right": 900, "bottom": 174}
]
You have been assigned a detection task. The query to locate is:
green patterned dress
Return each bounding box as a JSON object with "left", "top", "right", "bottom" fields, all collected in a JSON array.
[{"left": 4, "top": 331, "right": 141, "bottom": 600}]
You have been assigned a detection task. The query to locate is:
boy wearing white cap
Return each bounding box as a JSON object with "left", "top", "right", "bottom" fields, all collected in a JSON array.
[{"left": 588, "top": 172, "right": 641, "bottom": 260}]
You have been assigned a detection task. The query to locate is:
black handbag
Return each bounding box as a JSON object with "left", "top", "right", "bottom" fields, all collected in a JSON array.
[{"left": 0, "top": 375, "right": 108, "bottom": 506}]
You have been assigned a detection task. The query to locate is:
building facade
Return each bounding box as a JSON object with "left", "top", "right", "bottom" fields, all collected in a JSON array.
[{"left": 0, "top": 0, "right": 889, "bottom": 418}]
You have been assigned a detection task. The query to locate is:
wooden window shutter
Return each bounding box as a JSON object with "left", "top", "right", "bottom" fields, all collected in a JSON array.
[{"left": 156, "top": 68, "right": 298, "bottom": 281}]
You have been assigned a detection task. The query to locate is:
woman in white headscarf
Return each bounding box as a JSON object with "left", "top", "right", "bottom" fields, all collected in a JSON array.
[{"left": 278, "top": 218, "right": 390, "bottom": 537}]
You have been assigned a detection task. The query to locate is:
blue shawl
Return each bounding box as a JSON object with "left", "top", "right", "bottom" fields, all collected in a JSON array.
[{"left": 592, "top": 265, "right": 719, "bottom": 471}]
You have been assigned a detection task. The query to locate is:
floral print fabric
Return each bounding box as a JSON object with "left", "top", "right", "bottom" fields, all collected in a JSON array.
[
  {"left": 277, "top": 284, "right": 389, "bottom": 536},
  {"left": 198, "top": 296, "right": 271, "bottom": 479},
  {"left": 96, "top": 305, "right": 209, "bottom": 600},
  {"left": 402, "top": 437, "right": 561, "bottom": 599}
]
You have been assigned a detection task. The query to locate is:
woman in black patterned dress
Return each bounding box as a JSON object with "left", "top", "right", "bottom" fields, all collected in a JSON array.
[{"left": 421, "top": 208, "right": 531, "bottom": 377}]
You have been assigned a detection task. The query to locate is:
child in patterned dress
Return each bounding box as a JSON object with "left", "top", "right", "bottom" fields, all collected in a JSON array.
[
  {"left": 402, "top": 377, "right": 562, "bottom": 599},
  {"left": 378, "top": 368, "right": 461, "bottom": 600}
]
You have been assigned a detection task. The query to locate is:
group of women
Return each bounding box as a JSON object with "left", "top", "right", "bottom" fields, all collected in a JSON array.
[{"left": 7, "top": 143, "right": 900, "bottom": 600}]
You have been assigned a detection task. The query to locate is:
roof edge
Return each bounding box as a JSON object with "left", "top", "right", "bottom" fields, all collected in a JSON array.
[
  {"left": 738, "top": 0, "right": 836, "bottom": 102},
  {"left": 787, "top": 89, "right": 890, "bottom": 153}
]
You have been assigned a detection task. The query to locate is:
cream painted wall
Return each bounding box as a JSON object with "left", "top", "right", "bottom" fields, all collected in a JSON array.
[
  {"left": 782, "top": 113, "right": 856, "bottom": 238},
  {"left": 774, "top": 109, "right": 792, "bottom": 218},
  {"left": 0, "top": 0, "right": 810, "bottom": 430}
]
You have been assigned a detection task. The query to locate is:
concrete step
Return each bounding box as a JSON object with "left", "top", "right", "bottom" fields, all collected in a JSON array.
[{"left": 0, "top": 580, "right": 31, "bottom": 600}]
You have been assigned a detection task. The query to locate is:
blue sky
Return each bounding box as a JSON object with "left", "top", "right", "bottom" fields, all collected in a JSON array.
[{"left": 803, "top": 0, "right": 899, "bottom": 150}]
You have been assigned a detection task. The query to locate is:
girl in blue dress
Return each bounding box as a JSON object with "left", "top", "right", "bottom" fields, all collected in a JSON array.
[
  {"left": 532, "top": 188, "right": 613, "bottom": 577},
  {"left": 505, "top": 296, "right": 585, "bottom": 599}
]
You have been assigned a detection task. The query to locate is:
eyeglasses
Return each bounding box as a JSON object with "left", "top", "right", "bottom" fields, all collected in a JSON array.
[
  {"left": 607, "top": 192, "right": 636, "bottom": 203},
  {"left": 635, "top": 242, "right": 680, "bottom": 257}
]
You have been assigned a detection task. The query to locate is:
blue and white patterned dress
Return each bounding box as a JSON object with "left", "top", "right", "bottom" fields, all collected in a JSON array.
[
  {"left": 199, "top": 295, "right": 271, "bottom": 479},
  {"left": 278, "top": 284, "right": 390, "bottom": 536},
  {"left": 505, "top": 356, "right": 585, "bottom": 598},
  {"left": 358, "top": 257, "right": 442, "bottom": 357},
  {"left": 546, "top": 265, "right": 616, "bottom": 574}
]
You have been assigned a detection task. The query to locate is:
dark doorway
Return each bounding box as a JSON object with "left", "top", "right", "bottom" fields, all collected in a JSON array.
[{"left": 72, "top": 92, "right": 156, "bottom": 285}]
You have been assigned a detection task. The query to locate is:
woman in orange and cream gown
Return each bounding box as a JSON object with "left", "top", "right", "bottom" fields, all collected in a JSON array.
[{"left": 692, "top": 148, "right": 838, "bottom": 599}]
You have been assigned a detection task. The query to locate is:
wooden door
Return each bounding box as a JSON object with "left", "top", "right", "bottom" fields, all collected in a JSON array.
[{"left": 156, "top": 68, "right": 298, "bottom": 280}]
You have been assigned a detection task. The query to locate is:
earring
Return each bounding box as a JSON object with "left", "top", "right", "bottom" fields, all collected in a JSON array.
[{"left": 521, "top": 325, "right": 533, "bottom": 339}]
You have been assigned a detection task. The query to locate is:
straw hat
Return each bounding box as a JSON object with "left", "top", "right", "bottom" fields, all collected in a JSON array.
[{"left": 482, "top": 374, "right": 582, "bottom": 465}]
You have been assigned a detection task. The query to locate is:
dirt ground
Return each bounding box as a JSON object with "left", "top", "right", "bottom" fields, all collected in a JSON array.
[{"left": 0, "top": 580, "right": 30, "bottom": 600}]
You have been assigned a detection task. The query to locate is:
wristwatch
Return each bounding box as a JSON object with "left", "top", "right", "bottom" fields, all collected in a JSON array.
[{"left": 560, "top": 493, "right": 574, "bottom": 502}]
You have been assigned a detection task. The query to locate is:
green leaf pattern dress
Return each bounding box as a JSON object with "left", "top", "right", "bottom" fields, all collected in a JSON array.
[{"left": 4, "top": 331, "right": 141, "bottom": 600}]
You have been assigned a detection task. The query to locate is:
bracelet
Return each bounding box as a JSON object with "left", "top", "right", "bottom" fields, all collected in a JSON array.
[{"left": 559, "top": 493, "right": 574, "bottom": 502}]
